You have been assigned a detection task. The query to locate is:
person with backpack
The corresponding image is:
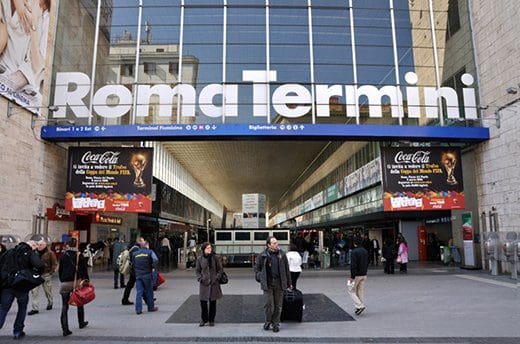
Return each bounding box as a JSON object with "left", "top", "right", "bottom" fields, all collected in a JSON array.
[
  {"left": 112, "top": 238, "right": 127, "bottom": 289},
  {"left": 0, "top": 240, "right": 44, "bottom": 340},
  {"left": 59, "top": 237, "right": 89, "bottom": 337}
]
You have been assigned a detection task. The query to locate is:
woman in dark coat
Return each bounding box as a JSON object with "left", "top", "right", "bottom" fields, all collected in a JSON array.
[
  {"left": 59, "top": 237, "right": 89, "bottom": 337},
  {"left": 195, "top": 242, "right": 223, "bottom": 327}
]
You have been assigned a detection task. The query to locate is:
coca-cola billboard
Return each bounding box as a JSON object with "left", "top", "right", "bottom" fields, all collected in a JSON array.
[
  {"left": 380, "top": 147, "right": 464, "bottom": 211},
  {"left": 66, "top": 147, "right": 153, "bottom": 213}
]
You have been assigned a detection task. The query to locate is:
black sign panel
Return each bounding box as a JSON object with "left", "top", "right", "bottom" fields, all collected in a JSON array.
[
  {"left": 66, "top": 147, "right": 153, "bottom": 213},
  {"left": 380, "top": 147, "right": 464, "bottom": 211}
]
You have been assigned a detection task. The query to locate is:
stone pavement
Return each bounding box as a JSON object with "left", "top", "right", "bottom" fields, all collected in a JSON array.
[{"left": 0, "top": 263, "right": 518, "bottom": 343}]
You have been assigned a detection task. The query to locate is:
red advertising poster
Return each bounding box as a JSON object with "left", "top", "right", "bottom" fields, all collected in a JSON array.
[
  {"left": 381, "top": 147, "right": 465, "bottom": 211},
  {"left": 65, "top": 147, "right": 153, "bottom": 213}
]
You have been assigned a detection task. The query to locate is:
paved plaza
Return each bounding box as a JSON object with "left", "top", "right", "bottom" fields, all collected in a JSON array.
[{"left": 0, "top": 263, "right": 518, "bottom": 343}]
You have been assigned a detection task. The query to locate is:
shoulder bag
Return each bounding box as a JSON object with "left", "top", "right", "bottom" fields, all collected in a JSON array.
[{"left": 69, "top": 252, "right": 96, "bottom": 307}]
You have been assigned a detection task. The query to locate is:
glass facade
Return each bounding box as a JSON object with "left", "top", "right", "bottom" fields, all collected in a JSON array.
[{"left": 51, "top": 0, "right": 479, "bottom": 127}]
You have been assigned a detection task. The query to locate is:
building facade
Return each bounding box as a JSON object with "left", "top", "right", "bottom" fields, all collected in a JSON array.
[{"left": 0, "top": 1, "right": 517, "bottom": 272}]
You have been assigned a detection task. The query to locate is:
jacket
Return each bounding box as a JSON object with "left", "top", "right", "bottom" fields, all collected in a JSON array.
[
  {"left": 59, "top": 249, "right": 89, "bottom": 282},
  {"left": 254, "top": 248, "right": 291, "bottom": 291},
  {"left": 350, "top": 246, "right": 369, "bottom": 279},
  {"left": 195, "top": 254, "right": 223, "bottom": 301},
  {"left": 131, "top": 247, "right": 158, "bottom": 278},
  {"left": 398, "top": 243, "right": 409, "bottom": 263},
  {"left": 40, "top": 248, "right": 58, "bottom": 275}
]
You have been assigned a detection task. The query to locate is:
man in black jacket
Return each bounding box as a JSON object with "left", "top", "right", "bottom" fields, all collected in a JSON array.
[
  {"left": 254, "top": 236, "right": 292, "bottom": 333},
  {"left": 0, "top": 241, "right": 44, "bottom": 339},
  {"left": 348, "top": 237, "right": 369, "bottom": 316}
]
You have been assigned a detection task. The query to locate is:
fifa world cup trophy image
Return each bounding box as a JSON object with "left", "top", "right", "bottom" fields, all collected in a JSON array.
[
  {"left": 441, "top": 150, "right": 458, "bottom": 185},
  {"left": 131, "top": 153, "right": 148, "bottom": 188}
]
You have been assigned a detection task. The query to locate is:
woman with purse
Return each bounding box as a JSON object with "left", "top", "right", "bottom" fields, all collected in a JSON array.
[
  {"left": 195, "top": 242, "right": 223, "bottom": 327},
  {"left": 58, "top": 237, "right": 89, "bottom": 336}
]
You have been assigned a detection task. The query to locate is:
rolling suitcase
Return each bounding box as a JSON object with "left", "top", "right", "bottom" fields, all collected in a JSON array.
[{"left": 281, "top": 288, "right": 303, "bottom": 322}]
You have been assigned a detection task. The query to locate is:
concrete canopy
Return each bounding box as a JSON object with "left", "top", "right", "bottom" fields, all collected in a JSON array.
[{"left": 161, "top": 141, "right": 330, "bottom": 213}]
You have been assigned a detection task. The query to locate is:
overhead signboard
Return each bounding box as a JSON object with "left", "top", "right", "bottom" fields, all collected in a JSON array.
[
  {"left": 41, "top": 123, "right": 489, "bottom": 142},
  {"left": 380, "top": 147, "right": 465, "bottom": 211},
  {"left": 66, "top": 147, "right": 153, "bottom": 213}
]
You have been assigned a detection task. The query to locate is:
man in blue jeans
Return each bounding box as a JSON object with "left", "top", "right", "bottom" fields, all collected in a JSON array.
[
  {"left": 130, "top": 241, "right": 158, "bottom": 314},
  {"left": 0, "top": 241, "right": 44, "bottom": 339}
]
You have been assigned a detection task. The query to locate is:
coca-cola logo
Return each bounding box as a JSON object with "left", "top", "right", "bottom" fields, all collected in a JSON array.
[
  {"left": 394, "top": 150, "right": 431, "bottom": 164},
  {"left": 80, "top": 151, "right": 120, "bottom": 164}
]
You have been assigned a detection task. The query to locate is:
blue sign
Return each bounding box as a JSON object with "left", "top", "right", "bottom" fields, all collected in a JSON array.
[{"left": 40, "top": 123, "right": 489, "bottom": 142}]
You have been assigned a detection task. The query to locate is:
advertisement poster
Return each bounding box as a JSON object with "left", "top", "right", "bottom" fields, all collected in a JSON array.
[
  {"left": 344, "top": 157, "right": 381, "bottom": 196},
  {"left": 242, "top": 193, "right": 266, "bottom": 228},
  {"left": 66, "top": 147, "right": 153, "bottom": 213},
  {"left": 461, "top": 212, "right": 475, "bottom": 267},
  {"left": 381, "top": 147, "right": 465, "bottom": 211},
  {"left": 0, "top": 0, "right": 52, "bottom": 114}
]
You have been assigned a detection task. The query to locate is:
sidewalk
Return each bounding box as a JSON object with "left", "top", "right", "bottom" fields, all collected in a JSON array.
[{"left": 0, "top": 264, "right": 518, "bottom": 343}]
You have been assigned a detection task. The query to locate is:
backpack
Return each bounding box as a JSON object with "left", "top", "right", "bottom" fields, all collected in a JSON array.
[
  {"left": 0, "top": 245, "right": 32, "bottom": 290},
  {"left": 118, "top": 250, "right": 131, "bottom": 275}
]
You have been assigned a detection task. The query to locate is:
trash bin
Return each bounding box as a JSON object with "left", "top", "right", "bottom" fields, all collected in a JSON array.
[{"left": 322, "top": 252, "right": 330, "bottom": 269}]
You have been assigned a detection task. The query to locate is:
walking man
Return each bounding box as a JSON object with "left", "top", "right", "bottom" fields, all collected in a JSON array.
[
  {"left": 0, "top": 241, "right": 44, "bottom": 339},
  {"left": 28, "top": 240, "right": 57, "bottom": 315},
  {"left": 254, "top": 236, "right": 292, "bottom": 333},
  {"left": 348, "top": 237, "right": 369, "bottom": 316}
]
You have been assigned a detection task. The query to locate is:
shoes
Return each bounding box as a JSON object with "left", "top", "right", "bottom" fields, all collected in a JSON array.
[
  {"left": 121, "top": 284, "right": 126, "bottom": 288},
  {"left": 199, "top": 321, "right": 206, "bottom": 327},
  {"left": 27, "top": 310, "right": 39, "bottom": 316},
  {"left": 79, "top": 321, "right": 89, "bottom": 329},
  {"left": 272, "top": 325, "right": 280, "bottom": 333},
  {"left": 263, "top": 322, "right": 271, "bottom": 331},
  {"left": 122, "top": 300, "right": 134, "bottom": 305},
  {"left": 114, "top": 285, "right": 118, "bottom": 289},
  {"left": 136, "top": 311, "right": 142, "bottom": 315},
  {"left": 149, "top": 306, "right": 159, "bottom": 312},
  {"left": 13, "top": 331, "right": 26, "bottom": 340},
  {"left": 355, "top": 307, "right": 365, "bottom": 315},
  {"left": 63, "top": 329, "right": 73, "bottom": 337},
  {"left": 46, "top": 304, "right": 53, "bottom": 310},
  {"left": 209, "top": 321, "right": 214, "bottom": 327}
]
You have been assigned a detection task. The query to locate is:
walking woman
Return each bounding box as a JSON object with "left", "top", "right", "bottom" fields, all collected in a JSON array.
[
  {"left": 397, "top": 235, "right": 409, "bottom": 273},
  {"left": 195, "top": 242, "right": 223, "bottom": 327},
  {"left": 59, "top": 237, "right": 89, "bottom": 336}
]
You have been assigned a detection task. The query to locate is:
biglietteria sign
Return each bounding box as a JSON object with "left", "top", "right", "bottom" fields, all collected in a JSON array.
[{"left": 53, "top": 70, "right": 477, "bottom": 120}]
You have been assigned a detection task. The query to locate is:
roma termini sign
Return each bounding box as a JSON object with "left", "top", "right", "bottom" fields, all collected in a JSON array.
[{"left": 53, "top": 70, "right": 478, "bottom": 120}]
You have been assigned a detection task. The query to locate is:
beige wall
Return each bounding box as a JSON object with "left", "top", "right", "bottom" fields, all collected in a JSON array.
[
  {"left": 0, "top": 1, "right": 68, "bottom": 240},
  {"left": 470, "top": 1, "right": 520, "bottom": 232}
]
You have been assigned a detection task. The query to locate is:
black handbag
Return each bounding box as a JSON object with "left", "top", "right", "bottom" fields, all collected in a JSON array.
[
  {"left": 11, "top": 269, "right": 44, "bottom": 292},
  {"left": 218, "top": 271, "right": 228, "bottom": 285}
]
